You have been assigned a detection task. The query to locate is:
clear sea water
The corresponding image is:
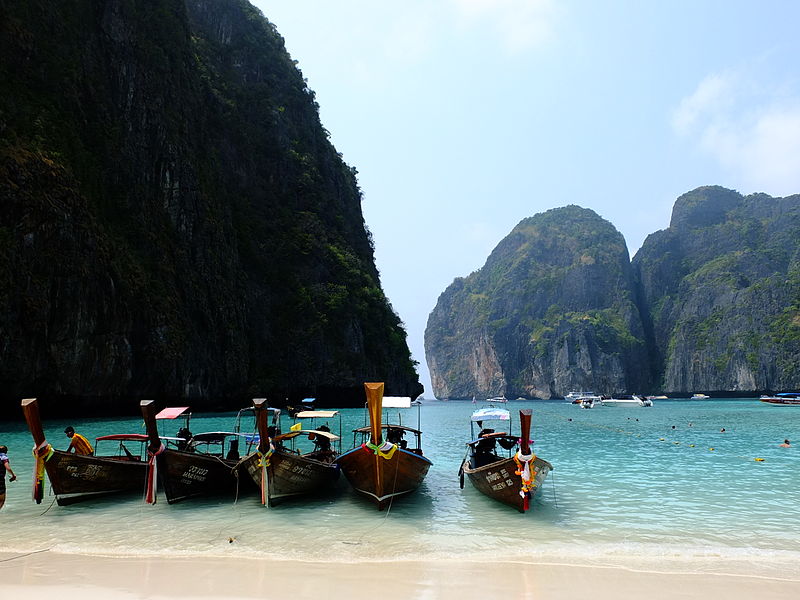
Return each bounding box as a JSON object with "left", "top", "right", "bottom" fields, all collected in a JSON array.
[{"left": 1, "top": 398, "right": 798, "bottom": 577}]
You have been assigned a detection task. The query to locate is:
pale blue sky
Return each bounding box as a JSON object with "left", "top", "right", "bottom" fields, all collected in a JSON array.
[{"left": 252, "top": 0, "right": 800, "bottom": 397}]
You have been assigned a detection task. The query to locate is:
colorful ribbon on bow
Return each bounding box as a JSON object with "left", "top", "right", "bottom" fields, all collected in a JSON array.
[
  {"left": 362, "top": 440, "right": 397, "bottom": 460},
  {"left": 514, "top": 450, "right": 536, "bottom": 511},
  {"left": 32, "top": 440, "right": 54, "bottom": 504},
  {"left": 145, "top": 443, "right": 166, "bottom": 504},
  {"left": 258, "top": 446, "right": 274, "bottom": 506}
]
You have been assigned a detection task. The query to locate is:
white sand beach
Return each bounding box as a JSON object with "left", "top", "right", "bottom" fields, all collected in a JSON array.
[{"left": 1, "top": 551, "right": 799, "bottom": 600}]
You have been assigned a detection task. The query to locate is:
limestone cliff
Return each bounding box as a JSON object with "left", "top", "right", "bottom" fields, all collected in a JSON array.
[
  {"left": 0, "top": 0, "right": 420, "bottom": 414},
  {"left": 632, "top": 186, "right": 800, "bottom": 393},
  {"left": 425, "top": 206, "right": 651, "bottom": 399}
]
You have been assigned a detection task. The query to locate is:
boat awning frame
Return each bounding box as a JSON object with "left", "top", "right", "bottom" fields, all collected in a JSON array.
[{"left": 274, "top": 429, "right": 340, "bottom": 442}]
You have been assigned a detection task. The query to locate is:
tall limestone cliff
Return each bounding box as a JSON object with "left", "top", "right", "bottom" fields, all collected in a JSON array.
[
  {"left": 631, "top": 186, "right": 800, "bottom": 393},
  {"left": 425, "top": 206, "right": 651, "bottom": 399},
  {"left": 0, "top": 0, "right": 420, "bottom": 414}
]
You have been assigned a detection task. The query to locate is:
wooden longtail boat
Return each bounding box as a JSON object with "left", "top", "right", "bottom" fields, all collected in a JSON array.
[
  {"left": 235, "top": 399, "right": 341, "bottom": 506},
  {"left": 335, "top": 382, "right": 432, "bottom": 510},
  {"left": 459, "top": 407, "right": 552, "bottom": 513},
  {"left": 140, "top": 400, "right": 255, "bottom": 504},
  {"left": 21, "top": 397, "right": 148, "bottom": 506}
]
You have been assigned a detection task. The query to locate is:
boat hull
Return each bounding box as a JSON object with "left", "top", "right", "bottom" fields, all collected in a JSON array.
[
  {"left": 157, "top": 450, "right": 241, "bottom": 504},
  {"left": 237, "top": 450, "right": 340, "bottom": 506},
  {"left": 601, "top": 399, "right": 643, "bottom": 407},
  {"left": 760, "top": 396, "right": 800, "bottom": 405},
  {"left": 335, "top": 446, "right": 432, "bottom": 510},
  {"left": 42, "top": 450, "right": 147, "bottom": 506},
  {"left": 462, "top": 455, "right": 552, "bottom": 512}
]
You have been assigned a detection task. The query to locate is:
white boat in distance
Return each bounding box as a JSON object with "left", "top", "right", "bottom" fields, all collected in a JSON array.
[
  {"left": 579, "top": 397, "right": 601, "bottom": 409},
  {"left": 565, "top": 391, "right": 601, "bottom": 404},
  {"left": 690, "top": 393, "right": 710, "bottom": 400},
  {"left": 487, "top": 396, "right": 508, "bottom": 404},
  {"left": 602, "top": 395, "right": 652, "bottom": 407}
]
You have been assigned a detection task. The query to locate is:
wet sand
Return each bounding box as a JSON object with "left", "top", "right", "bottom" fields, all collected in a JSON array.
[{"left": 1, "top": 551, "right": 799, "bottom": 600}]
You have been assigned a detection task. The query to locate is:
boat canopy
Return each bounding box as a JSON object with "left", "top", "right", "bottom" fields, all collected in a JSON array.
[
  {"left": 95, "top": 434, "right": 149, "bottom": 442},
  {"left": 353, "top": 424, "right": 421, "bottom": 434},
  {"left": 155, "top": 406, "right": 190, "bottom": 420},
  {"left": 275, "top": 429, "right": 340, "bottom": 442},
  {"left": 383, "top": 396, "right": 412, "bottom": 408},
  {"left": 295, "top": 410, "right": 338, "bottom": 419},
  {"left": 470, "top": 407, "right": 510, "bottom": 422},
  {"left": 191, "top": 431, "right": 245, "bottom": 443},
  {"left": 302, "top": 397, "right": 315, "bottom": 404}
]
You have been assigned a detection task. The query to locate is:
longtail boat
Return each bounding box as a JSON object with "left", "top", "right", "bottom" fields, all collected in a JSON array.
[
  {"left": 335, "top": 382, "right": 432, "bottom": 510},
  {"left": 235, "top": 398, "right": 341, "bottom": 506},
  {"left": 140, "top": 400, "right": 256, "bottom": 504},
  {"left": 459, "top": 406, "right": 552, "bottom": 512},
  {"left": 21, "top": 397, "right": 148, "bottom": 506}
]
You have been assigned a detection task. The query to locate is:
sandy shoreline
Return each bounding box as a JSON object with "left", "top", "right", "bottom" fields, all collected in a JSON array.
[{"left": 1, "top": 551, "right": 799, "bottom": 600}]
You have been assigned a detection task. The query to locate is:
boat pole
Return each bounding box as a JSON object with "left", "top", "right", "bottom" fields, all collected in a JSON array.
[
  {"left": 21, "top": 398, "right": 46, "bottom": 447},
  {"left": 252, "top": 398, "right": 271, "bottom": 506},
  {"left": 519, "top": 409, "right": 532, "bottom": 456},
  {"left": 140, "top": 400, "right": 163, "bottom": 504},
  {"left": 518, "top": 409, "right": 533, "bottom": 512},
  {"left": 365, "top": 382, "right": 385, "bottom": 507},
  {"left": 21, "top": 398, "right": 49, "bottom": 503}
]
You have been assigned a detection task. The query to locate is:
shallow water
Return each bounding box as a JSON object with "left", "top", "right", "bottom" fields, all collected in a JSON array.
[{"left": 1, "top": 399, "right": 798, "bottom": 576}]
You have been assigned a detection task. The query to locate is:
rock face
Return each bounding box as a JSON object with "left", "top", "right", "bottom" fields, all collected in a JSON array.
[
  {"left": 425, "top": 206, "right": 651, "bottom": 399},
  {"left": 632, "top": 186, "right": 800, "bottom": 393},
  {"left": 427, "top": 188, "right": 800, "bottom": 399},
  {"left": 0, "top": 0, "right": 420, "bottom": 414}
]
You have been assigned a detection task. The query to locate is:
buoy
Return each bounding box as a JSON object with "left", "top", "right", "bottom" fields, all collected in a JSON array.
[
  {"left": 709, "top": 448, "right": 715, "bottom": 451},
  {"left": 754, "top": 458, "right": 765, "bottom": 462},
  {"left": 659, "top": 438, "right": 665, "bottom": 441}
]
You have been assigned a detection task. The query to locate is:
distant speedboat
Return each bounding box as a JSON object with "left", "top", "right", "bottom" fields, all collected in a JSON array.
[
  {"left": 759, "top": 393, "right": 800, "bottom": 406},
  {"left": 487, "top": 396, "right": 509, "bottom": 404},
  {"left": 690, "top": 393, "right": 710, "bottom": 400},
  {"left": 565, "top": 391, "right": 601, "bottom": 404},
  {"left": 579, "top": 397, "right": 600, "bottom": 409},
  {"left": 602, "top": 394, "right": 647, "bottom": 407}
]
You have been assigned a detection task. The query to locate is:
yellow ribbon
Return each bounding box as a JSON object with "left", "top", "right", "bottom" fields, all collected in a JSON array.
[
  {"left": 364, "top": 441, "right": 397, "bottom": 460},
  {"left": 32, "top": 441, "right": 54, "bottom": 503}
]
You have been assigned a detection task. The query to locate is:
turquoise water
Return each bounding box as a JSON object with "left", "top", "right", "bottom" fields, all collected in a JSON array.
[{"left": 1, "top": 399, "right": 798, "bottom": 576}]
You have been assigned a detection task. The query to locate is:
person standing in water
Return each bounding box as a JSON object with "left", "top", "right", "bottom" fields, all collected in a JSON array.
[{"left": 0, "top": 445, "right": 17, "bottom": 510}]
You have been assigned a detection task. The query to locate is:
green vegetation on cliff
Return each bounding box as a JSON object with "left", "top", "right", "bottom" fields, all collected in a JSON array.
[
  {"left": 632, "top": 186, "right": 800, "bottom": 392},
  {"left": 425, "top": 206, "right": 650, "bottom": 399},
  {"left": 0, "top": 0, "right": 419, "bottom": 412}
]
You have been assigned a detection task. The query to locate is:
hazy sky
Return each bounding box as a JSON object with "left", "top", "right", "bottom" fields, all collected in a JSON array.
[{"left": 251, "top": 0, "right": 800, "bottom": 397}]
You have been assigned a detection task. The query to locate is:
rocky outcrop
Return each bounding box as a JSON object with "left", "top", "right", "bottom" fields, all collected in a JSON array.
[
  {"left": 425, "top": 206, "right": 651, "bottom": 399},
  {"left": 0, "top": 0, "right": 420, "bottom": 414},
  {"left": 632, "top": 186, "right": 800, "bottom": 393}
]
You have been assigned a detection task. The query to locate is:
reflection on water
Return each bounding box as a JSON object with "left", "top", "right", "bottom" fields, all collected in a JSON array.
[{"left": 1, "top": 399, "right": 799, "bottom": 576}]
